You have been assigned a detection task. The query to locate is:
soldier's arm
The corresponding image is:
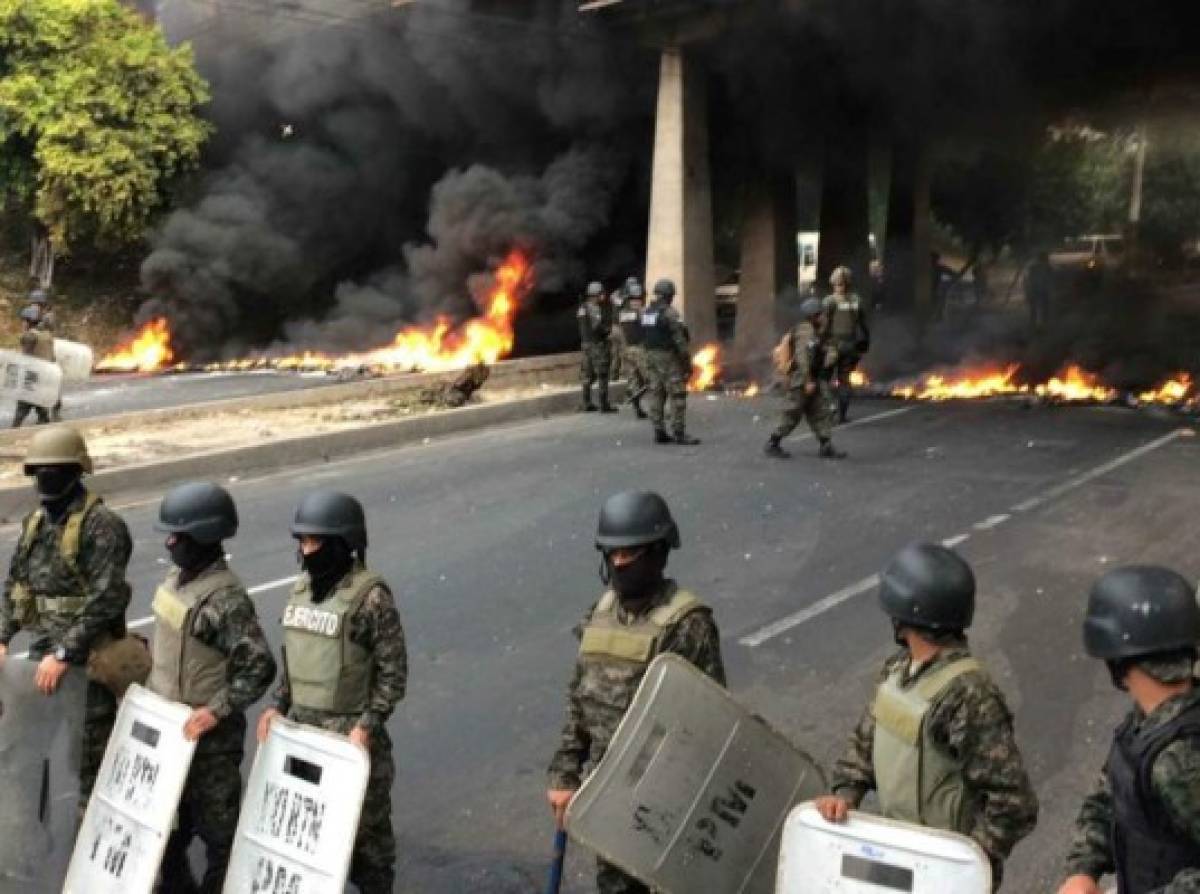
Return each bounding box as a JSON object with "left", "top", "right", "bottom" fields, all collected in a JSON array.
[
  {"left": 668, "top": 312, "right": 690, "bottom": 362},
  {"left": 195, "top": 586, "right": 277, "bottom": 719},
  {"left": 1150, "top": 739, "right": 1200, "bottom": 892},
  {"left": 0, "top": 537, "right": 25, "bottom": 644},
  {"left": 547, "top": 660, "right": 591, "bottom": 790},
  {"left": 62, "top": 509, "right": 132, "bottom": 657},
  {"left": 351, "top": 585, "right": 407, "bottom": 732},
  {"left": 659, "top": 609, "right": 726, "bottom": 687},
  {"left": 1063, "top": 770, "right": 1116, "bottom": 880},
  {"left": 273, "top": 643, "right": 292, "bottom": 714},
  {"left": 830, "top": 700, "right": 877, "bottom": 806}
]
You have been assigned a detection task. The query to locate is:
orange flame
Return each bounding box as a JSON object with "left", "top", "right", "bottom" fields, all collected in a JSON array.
[
  {"left": 1033, "top": 365, "right": 1115, "bottom": 403},
  {"left": 96, "top": 318, "right": 175, "bottom": 372},
  {"left": 849, "top": 370, "right": 868, "bottom": 387},
  {"left": 891, "top": 363, "right": 1118, "bottom": 403},
  {"left": 742, "top": 382, "right": 760, "bottom": 397},
  {"left": 1138, "top": 373, "right": 1194, "bottom": 405},
  {"left": 689, "top": 343, "right": 721, "bottom": 391}
]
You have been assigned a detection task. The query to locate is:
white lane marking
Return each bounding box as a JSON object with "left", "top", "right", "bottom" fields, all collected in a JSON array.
[
  {"left": 974, "top": 514, "right": 1010, "bottom": 531},
  {"left": 740, "top": 427, "right": 1188, "bottom": 648},
  {"left": 771, "top": 406, "right": 918, "bottom": 444}
]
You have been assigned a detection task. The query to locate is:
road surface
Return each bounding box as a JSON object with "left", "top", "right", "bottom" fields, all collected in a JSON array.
[{"left": 2, "top": 393, "right": 1196, "bottom": 891}]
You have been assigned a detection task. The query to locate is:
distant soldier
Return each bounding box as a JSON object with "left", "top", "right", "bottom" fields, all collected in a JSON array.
[
  {"left": 641, "top": 279, "right": 699, "bottom": 445},
  {"left": 1058, "top": 566, "right": 1200, "bottom": 894},
  {"left": 578, "top": 281, "right": 616, "bottom": 413},
  {"left": 258, "top": 490, "right": 407, "bottom": 894},
  {"left": 149, "top": 482, "right": 276, "bottom": 892},
  {"left": 547, "top": 491, "right": 725, "bottom": 894},
  {"left": 821, "top": 265, "right": 870, "bottom": 423},
  {"left": 28, "top": 287, "right": 55, "bottom": 333},
  {"left": 1025, "top": 252, "right": 1054, "bottom": 330},
  {"left": 0, "top": 427, "right": 133, "bottom": 813},
  {"left": 13, "top": 304, "right": 56, "bottom": 428},
  {"left": 764, "top": 298, "right": 845, "bottom": 459},
  {"left": 616, "top": 283, "right": 648, "bottom": 419},
  {"left": 814, "top": 544, "right": 1039, "bottom": 889}
]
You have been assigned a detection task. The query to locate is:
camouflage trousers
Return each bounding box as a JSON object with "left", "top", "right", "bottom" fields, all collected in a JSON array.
[
  {"left": 158, "top": 745, "right": 244, "bottom": 893},
  {"left": 623, "top": 346, "right": 648, "bottom": 401},
  {"left": 581, "top": 342, "right": 613, "bottom": 408},
  {"left": 772, "top": 383, "right": 833, "bottom": 442},
  {"left": 833, "top": 343, "right": 861, "bottom": 418},
  {"left": 82, "top": 680, "right": 117, "bottom": 815},
  {"left": 609, "top": 333, "right": 625, "bottom": 381},
  {"left": 597, "top": 857, "right": 651, "bottom": 894},
  {"left": 645, "top": 350, "right": 688, "bottom": 435}
]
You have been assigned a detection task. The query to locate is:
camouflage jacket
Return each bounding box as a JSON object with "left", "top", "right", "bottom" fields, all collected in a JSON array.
[
  {"left": 784, "top": 321, "right": 834, "bottom": 390},
  {"left": 274, "top": 580, "right": 408, "bottom": 736},
  {"left": 831, "top": 643, "right": 1039, "bottom": 882},
  {"left": 0, "top": 489, "right": 132, "bottom": 660},
  {"left": 546, "top": 581, "right": 726, "bottom": 790},
  {"left": 1064, "top": 688, "right": 1200, "bottom": 892}
]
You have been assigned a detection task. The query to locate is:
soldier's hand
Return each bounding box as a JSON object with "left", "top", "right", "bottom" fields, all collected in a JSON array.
[
  {"left": 1056, "top": 876, "right": 1102, "bottom": 894},
  {"left": 349, "top": 726, "right": 370, "bottom": 749},
  {"left": 183, "top": 707, "right": 219, "bottom": 742},
  {"left": 34, "top": 654, "right": 68, "bottom": 695},
  {"left": 257, "top": 707, "right": 282, "bottom": 743},
  {"left": 804, "top": 382, "right": 817, "bottom": 395},
  {"left": 547, "top": 788, "right": 576, "bottom": 829},
  {"left": 814, "top": 795, "right": 851, "bottom": 824}
]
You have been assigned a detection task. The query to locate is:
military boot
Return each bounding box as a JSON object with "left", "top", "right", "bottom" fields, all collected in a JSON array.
[
  {"left": 653, "top": 428, "right": 672, "bottom": 444},
  {"left": 598, "top": 388, "right": 618, "bottom": 414},
  {"left": 818, "top": 439, "right": 847, "bottom": 459},
  {"left": 631, "top": 396, "right": 648, "bottom": 419},
  {"left": 580, "top": 385, "right": 597, "bottom": 412},
  {"left": 673, "top": 432, "right": 701, "bottom": 446},
  {"left": 837, "top": 395, "right": 850, "bottom": 424},
  {"left": 764, "top": 435, "right": 790, "bottom": 459}
]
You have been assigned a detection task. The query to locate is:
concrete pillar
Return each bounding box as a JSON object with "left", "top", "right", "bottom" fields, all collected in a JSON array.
[
  {"left": 646, "top": 47, "right": 717, "bottom": 346},
  {"left": 883, "top": 137, "right": 932, "bottom": 316},
  {"left": 816, "top": 115, "right": 871, "bottom": 296},
  {"left": 734, "top": 173, "right": 797, "bottom": 369}
]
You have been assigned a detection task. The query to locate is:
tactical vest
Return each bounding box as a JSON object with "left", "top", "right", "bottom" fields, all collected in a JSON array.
[
  {"left": 640, "top": 302, "right": 675, "bottom": 352},
  {"left": 282, "top": 566, "right": 384, "bottom": 714},
  {"left": 827, "top": 294, "right": 861, "bottom": 341},
  {"left": 1108, "top": 699, "right": 1200, "bottom": 893},
  {"left": 618, "top": 302, "right": 645, "bottom": 345},
  {"left": 871, "top": 656, "right": 983, "bottom": 832},
  {"left": 21, "top": 329, "right": 55, "bottom": 361},
  {"left": 11, "top": 493, "right": 102, "bottom": 626},
  {"left": 147, "top": 565, "right": 240, "bottom": 707}
]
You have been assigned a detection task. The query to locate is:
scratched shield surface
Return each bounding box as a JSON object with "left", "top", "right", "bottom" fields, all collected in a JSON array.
[
  {"left": 0, "top": 350, "right": 63, "bottom": 409},
  {"left": 63, "top": 684, "right": 196, "bottom": 893},
  {"left": 223, "top": 717, "right": 369, "bottom": 894},
  {"left": 566, "top": 654, "right": 828, "bottom": 894},
  {"left": 0, "top": 660, "right": 86, "bottom": 894}
]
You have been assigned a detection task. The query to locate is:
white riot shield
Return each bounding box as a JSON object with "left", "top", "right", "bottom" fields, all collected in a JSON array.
[
  {"left": 63, "top": 684, "right": 196, "bottom": 893},
  {"left": 775, "top": 803, "right": 992, "bottom": 893},
  {"left": 0, "top": 659, "right": 87, "bottom": 894},
  {"left": 224, "top": 717, "right": 370, "bottom": 894},
  {"left": 566, "top": 654, "right": 828, "bottom": 894},
  {"left": 53, "top": 339, "right": 94, "bottom": 384},
  {"left": 0, "top": 350, "right": 63, "bottom": 409}
]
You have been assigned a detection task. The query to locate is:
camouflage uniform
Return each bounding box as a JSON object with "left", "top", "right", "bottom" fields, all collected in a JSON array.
[
  {"left": 151, "top": 559, "right": 277, "bottom": 893},
  {"left": 771, "top": 321, "right": 835, "bottom": 443},
  {"left": 641, "top": 301, "right": 691, "bottom": 437},
  {"left": 274, "top": 570, "right": 408, "bottom": 894},
  {"left": 1064, "top": 665, "right": 1200, "bottom": 892},
  {"left": 821, "top": 291, "right": 869, "bottom": 422},
  {"left": 831, "top": 642, "right": 1038, "bottom": 888},
  {"left": 579, "top": 297, "right": 614, "bottom": 410},
  {"left": 0, "top": 488, "right": 132, "bottom": 811},
  {"left": 547, "top": 580, "right": 725, "bottom": 894}
]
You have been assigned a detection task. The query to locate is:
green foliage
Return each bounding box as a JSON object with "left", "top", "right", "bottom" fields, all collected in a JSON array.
[{"left": 0, "top": 0, "right": 210, "bottom": 253}]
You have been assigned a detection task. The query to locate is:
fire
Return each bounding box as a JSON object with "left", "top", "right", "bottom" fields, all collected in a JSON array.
[
  {"left": 892, "top": 364, "right": 1022, "bottom": 401},
  {"left": 743, "top": 382, "right": 760, "bottom": 397},
  {"left": 1138, "top": 373, "right": 1194, "bottom": 405},
  {"left": 689, "top": 343, "right": 721, "bottom": 391},
  {"left": 96, "top": 318, "right": 175, "bottom": 373},
  {"left": 1033, "top": 365, "right": 1115, "bottom": 403},
  {"left": 849, "top": 370, "right": 868, "bottom": 387}
]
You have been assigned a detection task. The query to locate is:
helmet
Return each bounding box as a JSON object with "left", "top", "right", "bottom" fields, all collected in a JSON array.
[
  {"left": 800, "top": 298, "right": 823, "bottom": 319},
  {"left": 28, "top": 289, "right": 48, "bottom": 305},
  {"left": 653, "top": 279, "right": 676, "bottom": 300},
  {"left": 830, "top": 266, "right": 852, "bottom": 287},
  {"left": 595, "top": 490, "right": 680, "bottom": 551},
  {"left": 24, "top": 427, "right": 93, "bottom": 474},
  {"left": 625, "top": 276, "right": 640, "bottom": 290},
  {"left": 291, "top": 489, "right": 367, "bottom": 551},
  {"left": 586, "top": 281, "right": 604, "bottom": 298},
  {"left": 156, "top": 482, "right": 238, "bottom": 544},
  {"left": 878, "top": 543, "right": 975, "bottom": 631},
  {"left": 1083, "top": 566, "right": 1199, "bottom": 661},
  {"left": 19, "top": 305, "right": 40, "bottom": 325},
  {"left": 627, "top": 283, "right": 644, "bottom": 300}
]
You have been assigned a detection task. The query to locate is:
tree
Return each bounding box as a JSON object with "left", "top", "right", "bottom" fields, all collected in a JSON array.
[{"left": 0, "top": 0, "right": 210, "bottom": 287}]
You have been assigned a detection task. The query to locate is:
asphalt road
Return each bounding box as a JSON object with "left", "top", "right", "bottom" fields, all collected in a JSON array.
[{"left": 3, "top": 393, "right": 1196, "bottom": 892}]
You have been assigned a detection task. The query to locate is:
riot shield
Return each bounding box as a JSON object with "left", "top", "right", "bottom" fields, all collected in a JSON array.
[
  {"left": 775, "top": 803, "right": 992, "bottom": 893},
  {"left": 63, "top": 684, "right": 196, "bottom": 893},
  {"left": 53, "top": 339, "right": 94, "bottom": 384},
  {"left": 566, "top": 654, "right": 828, "bottom": 894},
  {"left": 0, "top": 350, "right": 63, "bottom": 409},
  {"left": 0, "top": 658, "right": 87, "bottom": 894},
  {"left": 224, "top": 717, "right": 370, "bottom": 894}
]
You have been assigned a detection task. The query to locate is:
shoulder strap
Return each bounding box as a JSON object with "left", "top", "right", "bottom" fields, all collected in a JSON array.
[
  {"left": 595, "top": 590, "right": 618, "bottom": 614},
  {"left": 648, "top": 587, "right": 701, "bottom": 629},
  {"left": 912, "top": 656, "right": 984, "bottom": 702},
  {"left": 60, "top": 493, "right": 103, "bottom": 568},
  {"left": 18, "top": 509, "right": 45, "bottom": 559}
]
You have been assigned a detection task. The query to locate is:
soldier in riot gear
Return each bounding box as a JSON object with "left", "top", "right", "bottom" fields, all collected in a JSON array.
[
  {"left": 1058, "top": 566, "right": 1200, "bottom": 894},
  {"left": 12, "top": 305, "right": 56, "bottom": 428},
  {"left": 149, "top": 482, "right": 276, "bottom": 892},
  {"left": 28, "top": 287, "right": 55, "bottom": 333},
  {"left": 578, "top": 281, "right": 616, "bottom": 413},
  {"left": 641, "top": 279, "right": 699, "bottom": 445},
  {"left": 258, "top": 490, "right": 407, "bottom": 894},
  {"left": 815, "top": 543, "right": 1038, "bottom": 889},
  {"left": 617, "top": 283, "right": 649, "bottom": 419},
  {"left": 547, "top": 491, "right": 724, "bottom": 894},
  {"left": 822, "top": 266, "right": 870, "bottom": 423},
  {"left": 0, "top": 427, "right": 133, "bottom": 813},
  {"left": 764, "top": 298, "right": 844, "bottom": 459}
]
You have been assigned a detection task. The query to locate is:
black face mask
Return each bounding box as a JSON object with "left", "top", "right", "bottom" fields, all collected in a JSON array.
[
  {"left": 1106, "top": 659, "right": 1130, "bottom": 692},
  {"left": 603, "top": 548, "right": 666, "bottom": 605},
  {"left": 298, "top": 538, "right": 354, "bottom": 601},
  {"left": 34, "top": 466, "right": 81, "bottom": 503},
  {"left": 167, "top": 535, "right": 220, "bottom": 574}
]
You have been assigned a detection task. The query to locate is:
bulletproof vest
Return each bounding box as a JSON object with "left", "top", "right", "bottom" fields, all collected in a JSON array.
[
  {"left": 871, "top": 656, "right": 983, "bottom": 833},
  {"left": 12, "top": 492, "right": 102, "bottom": 625},
  {"left": 21, "top": 329, "right": 54, "bottom": 361},
  {"left": 618, "top": 301, "right": 645, "bottom": 345},
  {"left": 826, "top": 293, "right": 861, "bottom": 341},
  {"left": 1108, "top": 698, "right": 1200, "bottom": 893},
  {"left": 147, "top": 564, "right": 240, "bottom": 707},
  {"left": 640, "top": 301, "right": 675, "bottom": 352},
  {"left": 578, "top": 301, "right": 610, "bottom": 344},
  {"left": 282, "top": 565, "right": 384, "bottom": 714}
]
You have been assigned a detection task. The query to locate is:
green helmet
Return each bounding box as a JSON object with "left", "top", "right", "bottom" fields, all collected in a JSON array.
[
  {"left": 24, "top": 427, "right": 93, "bottom": 474},
  {"left": 156, "top": 482, "right": 239, "bottom": 544},
  {"left": 830, "top": 266, "right": 852, "bottom": 287},
  {"left": 595, "top": 490, "right": 680, "bottom": 551}
]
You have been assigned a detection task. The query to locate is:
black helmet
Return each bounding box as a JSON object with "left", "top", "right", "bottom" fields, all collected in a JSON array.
[
  {"left": 28, "top": 288, "right": 48, "bottom": 305},
  {"left": 653, "top": 279, "right": 676, "bottom": 300},
  {"left": 156, "top": 482, "right": 238, "bottom": 544},
  {"left": 20, "top": 305, "right": 40, "bottom": 324},
  {"left": 800, "top": 298, "right": 823, "bottom": 319},
  {"left": 624, "top": 276, "right": 640, "bottom": 290},
  {"left": 878, "top": 543, "right": 975, "bottom": 631},
  {"left": 586, "top": 281, "right": 604, "bottom": 298},
  {"left": 291, "top": 489, "right": 368, "bottom": 551},
  {"left": 627, "top": 283, "right": 644, "bottom": 300},
  {"left": 1083, "top": 566, "right": 1199, "bottom": 661},
  {"left": 595, "top": 490, "right": 680, "bottom": 551}
]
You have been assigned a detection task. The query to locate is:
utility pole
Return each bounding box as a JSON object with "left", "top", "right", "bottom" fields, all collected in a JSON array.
[{"left": 1127, "top": 123, "right": 1148, "bottom": 271}]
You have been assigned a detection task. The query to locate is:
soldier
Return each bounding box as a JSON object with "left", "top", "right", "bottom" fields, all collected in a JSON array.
[
  {"left": 616, "top": 282, "right": 649, "bottom": 419},
  {"left": 1058, "top": 566, "right": 1200, "bottom": 894},
  {"left": 12, "top": 305, "right": 56, "bottom": 428},
  {"left": 29, "top": 288, "right": 56, "bottom": 333},
  {"left": 821, "top": 266, "right": 871, "bottom": 423},
  {"left": 257, "top": 490, "right": 407, "bottom": 894},
  {"left": 814, "top": 544, "right": 1038, "bottom": 889},
  {"left": 578, "top": 281, "right": 616, "bottom": 413},
  {"left": 641, "top": 279, "right": 699, "bottom": 445},
  {"left": 148, "top": 482, "right": 277, "bottom": 892},
  {"left": 0, "top": 427, "right": 133, "bottom": 813},
  {"left": 764, "top": 298, "right": 845, "bottom": 460},
  {"left": 547, "top": 490, "right": 725, "bottom": 894}
]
